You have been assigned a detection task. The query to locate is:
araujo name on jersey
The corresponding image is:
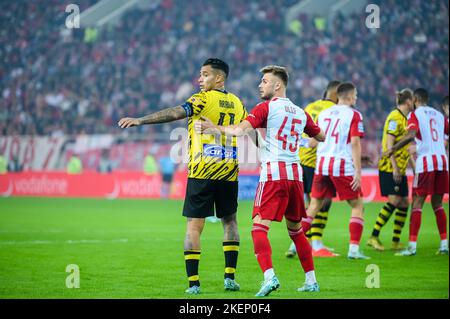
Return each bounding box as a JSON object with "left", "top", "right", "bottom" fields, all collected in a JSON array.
[{"left": 203, "top": 144, "right": 237, "bottom": 159}]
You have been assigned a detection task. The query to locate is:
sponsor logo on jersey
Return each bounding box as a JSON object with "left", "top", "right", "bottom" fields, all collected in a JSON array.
[{"left": 203, "top": 144, "right": 237, "bottom": 159}]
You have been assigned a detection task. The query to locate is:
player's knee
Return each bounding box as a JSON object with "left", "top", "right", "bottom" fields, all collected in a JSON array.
[
  {"left": 431, "top": 196, "right": 443, "bottom": 210},
  {"left": 321, "top": 198, "right": 332, "bottom": 212},
  {"left": 286, "top": 219, "right": 301, "bottom": 231},
  {"left": 388, "top": 195, "right": 401, "bottom": 207},
  {"left": 399, "top": 197, "right": 409, "bottom": 209}
]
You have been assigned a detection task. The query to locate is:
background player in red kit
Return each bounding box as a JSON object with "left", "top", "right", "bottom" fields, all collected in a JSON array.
[
  {"left": 302, "top": 82, "right": 370, "bottom": 260},
  {"left": 386, "top": 88, "right": 449, "bottom": 256},
  {"left": 196, "top": 65, "right": 325, "bottom": 297}
]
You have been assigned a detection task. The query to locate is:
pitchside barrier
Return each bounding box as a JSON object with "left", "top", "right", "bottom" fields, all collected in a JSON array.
[{"left": 1, "top": 170, "right": 448, "bottom": 202}]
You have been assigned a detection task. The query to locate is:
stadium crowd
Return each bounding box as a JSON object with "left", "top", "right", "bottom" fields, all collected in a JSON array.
[{"left": 1, "top": 0, "right": 448, "bottom": 141}]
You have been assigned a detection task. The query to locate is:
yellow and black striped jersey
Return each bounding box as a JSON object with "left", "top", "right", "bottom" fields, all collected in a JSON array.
[
  {"left": 299, "top": 99, "right": 335, "bottom": 167},
  {"left": 182, "top": 89, "right": 247, "bottom": 181},
  {"left": 378, "top": 108, "right": 410, "bottom": 174}
]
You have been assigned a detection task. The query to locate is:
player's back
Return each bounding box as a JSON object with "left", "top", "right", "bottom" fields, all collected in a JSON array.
[
  {"left": 316, "top": 105, "right": 364, "bottom": 176},
  {"left": 257, "top": 98, "right": 314, "bottom": 181},
  {"left": 409, "top": 106, "right": 449, "bottom": 173},
  {"left": 299, "top": 99, "right": 335, "bottom": 168}
]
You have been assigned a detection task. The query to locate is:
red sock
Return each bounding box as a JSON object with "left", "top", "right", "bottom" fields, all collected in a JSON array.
[
  {"left": 288, "top": 227, "right": 314, "bottom": 273},
  {"left": 301, "top": 216, "right": 313, "bottom": 234},
  {"left": 251, "top": 223, "right": 272, "bottom": 273},
  {"left": 349, "top": 217, "right": 364, "bottom": 245},
  {"left": 434, "top": 207, "right": 447, "bottom": 240},
  {"left": 409, "top": 209, "right": 422, "bottom": 242}
]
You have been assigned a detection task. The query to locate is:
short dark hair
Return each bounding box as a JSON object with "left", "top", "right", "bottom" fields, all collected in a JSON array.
[
  {"left": 260, "top": 65, "right": 289, "bottom": 87},
  {"left": 396, "top": 88, "right": 414, "bottom": 105},
  {"left": 442, "top": 95, "right": 449, "bottom": 106},
  {"left": 323, "top": 80, "right": 341, "bottom": 99},
  {"left": 414, "top": 88, "right": 429, "bottom": 104},
  {"left": 203, "top": 58, "right": 229, "bottom": 78},
  {"left": 337, "top": 82, "right": 356, "bottom": 97}
]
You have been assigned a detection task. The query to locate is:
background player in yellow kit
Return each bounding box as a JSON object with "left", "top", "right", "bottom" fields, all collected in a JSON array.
[{"left": 367, "top": 89, "right": 416, "bottom": 251}]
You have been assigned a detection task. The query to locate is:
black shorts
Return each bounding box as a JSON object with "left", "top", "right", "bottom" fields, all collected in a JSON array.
[
  {"left": 302, "top": 165, "right": 315, "bottom": 194},
  {"left": 162, "top": 173, "right": 173, "bottom": 183},
  {"left": 379, "top": 171, "right": 409, "bottom": 197},
  {"left": 182, "top": 178, "right": 238, "bottom": 218}
]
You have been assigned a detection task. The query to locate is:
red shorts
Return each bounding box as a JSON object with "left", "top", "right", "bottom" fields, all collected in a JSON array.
[
  {"left": 311, "top": 174, "right": 362, "bottom": 200},
  {"left": 413, "top": 171, "right": 449, "bottom": 196},
  {"left": 252, "top": 180, "right": 306, "bottom": 223}
]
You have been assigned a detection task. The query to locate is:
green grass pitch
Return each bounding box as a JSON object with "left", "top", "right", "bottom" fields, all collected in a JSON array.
[{"left": 0, "top": 198, "right": 448, "bottom": 299}]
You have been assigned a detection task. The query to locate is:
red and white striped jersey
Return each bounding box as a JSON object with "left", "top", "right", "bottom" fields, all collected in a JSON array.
[
  {"left": 407, "top": 106, "right": 449, "bottom": 173},
  {"left": 246, "top": 97, "right": 321, "bottom": 182},
  {"left": 315, "top": 105, "right": 364, "bottom": 176}
]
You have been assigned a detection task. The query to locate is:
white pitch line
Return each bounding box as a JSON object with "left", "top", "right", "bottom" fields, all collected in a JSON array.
[{"left": 0, "top": 239, "right": 129, "bottom": 245}]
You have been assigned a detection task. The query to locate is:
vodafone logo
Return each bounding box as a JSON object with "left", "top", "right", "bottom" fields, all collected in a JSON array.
[
  {"left": 14, "top": 175, "right": 68, "bottom": 195},
  {"left": 118, "top": 178, "right": 160, "bottom": 197}
]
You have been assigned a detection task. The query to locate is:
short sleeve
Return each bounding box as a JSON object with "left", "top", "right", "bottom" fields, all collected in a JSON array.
[
  {"left": 407, "top": 112, "right": 419, "bottom": 131},
  {"left": 245, "top": 101, "right": 269, "bottom": 128},
  {"left": 181, "top": 92, "right": 207, "bottom": 117},
  {"left": 350, "top": 111, "right": 364, "bottom": 138},
  {"left": 386, "top": 114, "right": 401, "bottom": 136},
  {"left": 304, "top": 112, "right": 321, "bottom": 137}
]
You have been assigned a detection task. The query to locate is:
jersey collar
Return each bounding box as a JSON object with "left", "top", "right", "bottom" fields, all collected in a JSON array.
[
  {"left": 396, "top": 107, "right": 408, "bottom": 120},
  {"left": 213, "top": 89, "right": 228, "bottom": 94}
]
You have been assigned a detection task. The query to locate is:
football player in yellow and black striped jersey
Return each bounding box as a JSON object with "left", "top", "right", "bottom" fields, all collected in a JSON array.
[
  {"left": 118, "top": 58, "right": 247, "bottom": 295},
  {"left": 286, "top": 80, "right": 341, "bottom": 258},
  {"left": 367, "top": 89, "right": 416, "bottom": 252}
]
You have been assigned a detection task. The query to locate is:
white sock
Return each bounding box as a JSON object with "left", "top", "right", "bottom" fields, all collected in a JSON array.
[
  {"left": 312, "top": 240, "right": 323, "bottom": 251},
  {"left": 289, "top": 242, "right": 296, "bottom": 251},
  {"left": 305, "top": 271, "right": 317, "bottom": 285},
  {"left": 440, "top": 239, "right": 448, "bottom": 248},
  {"left": 409, "top": 241, "right": 417, "bottom": 251},
  {"left": 264, "top": 268, "right": 275, "bottom": 281},
  {"left": 349, "top": 243, "right": 359, "bottom": 254}
]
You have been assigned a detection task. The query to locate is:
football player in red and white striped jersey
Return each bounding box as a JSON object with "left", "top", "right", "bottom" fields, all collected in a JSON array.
[
  {"left": 386, "top": 88, "right": 449, "bottom": 256},
  {"left": 302, "top": 82, "right": 370, "bottom": 260}
]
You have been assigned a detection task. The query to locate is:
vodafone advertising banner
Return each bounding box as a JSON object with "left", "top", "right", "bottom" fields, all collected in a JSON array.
[{"left": 2, "top": 171, "right": 447, "bottom": 202}]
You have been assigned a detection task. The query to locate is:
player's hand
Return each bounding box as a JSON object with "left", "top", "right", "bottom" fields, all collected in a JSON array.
[
  {"left": 350, "top": 173, "right": 361, "bottom": 191},
  {"left": 393, "top": 167, "right": 402, "bottom": 184},
  {"left": 118, "top": 117, "right": 141, "bottom": 128},
  {"left": 194, "top": 116, "right": 217, "bottom": 134}
]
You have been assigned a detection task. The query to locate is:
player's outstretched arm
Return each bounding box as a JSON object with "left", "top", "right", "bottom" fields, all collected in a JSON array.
[
  {"left": 195, "top": 116, "right": 253, "bottom": 137},
  {"left": 118, "top": 106, "right": 187, "bottom": 128}
]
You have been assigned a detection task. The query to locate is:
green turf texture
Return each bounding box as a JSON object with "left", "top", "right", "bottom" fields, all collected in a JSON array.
[{"left": 0, "top": 198, "right": 448, "bottom": 299}]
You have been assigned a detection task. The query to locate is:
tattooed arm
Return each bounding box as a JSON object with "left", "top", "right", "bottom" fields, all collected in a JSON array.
[{"left": 118, "top": 106, "right": 187, "bottom": 128}]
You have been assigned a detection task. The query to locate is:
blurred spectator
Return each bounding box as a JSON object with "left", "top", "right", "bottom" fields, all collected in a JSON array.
[
  {"left": 7, "top": 155, "right": 23, "bottom": 172},
  {"left": 67, "top": 153, "right": 83, "bottom": 174},
  {"left": 143, "top": 151, "right": 158, "bottom": 174},
  {"left": 159, "top": 154, "right": 176, "bottom": 198},
  {"left": 0, "top": 0, "right": 447, "bottom": 141},
  {"left": 97, "top": 149, "right": 114, "bottom": 173}
]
